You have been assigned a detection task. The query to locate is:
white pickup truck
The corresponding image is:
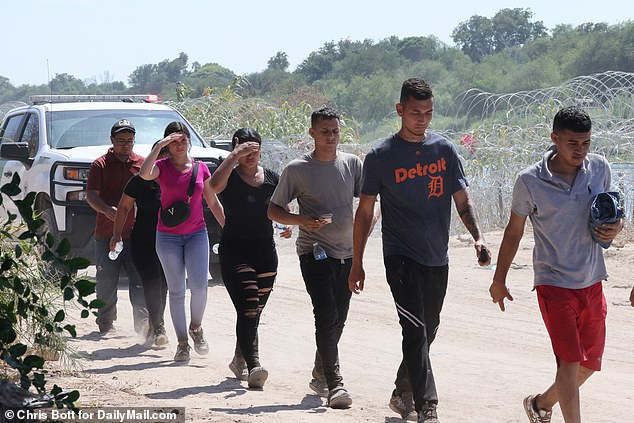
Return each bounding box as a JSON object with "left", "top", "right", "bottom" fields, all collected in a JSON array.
[{"left": 0, "top": 94, "right": 227, "bottom": 278}]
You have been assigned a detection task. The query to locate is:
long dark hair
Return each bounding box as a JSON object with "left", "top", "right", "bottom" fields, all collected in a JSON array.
[
  {"left": 231, "top": 128, "right": 262, "bottom": 149},
  {"left": 163, "top": 121, "right": 190, "bottom": 138}
]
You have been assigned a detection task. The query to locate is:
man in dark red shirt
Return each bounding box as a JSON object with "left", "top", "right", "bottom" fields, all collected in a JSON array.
[{"left": 87, "top": 119, "right": 148, "bottom": 335}]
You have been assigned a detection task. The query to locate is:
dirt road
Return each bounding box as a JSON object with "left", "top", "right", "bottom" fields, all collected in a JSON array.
[{"left": 50, "top": 231, "right": 634, "bottom": 422}]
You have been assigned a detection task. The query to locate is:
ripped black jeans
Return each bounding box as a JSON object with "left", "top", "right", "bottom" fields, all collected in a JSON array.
[{"left": 220, "top": 238, "right": 278, "bottom": 371}]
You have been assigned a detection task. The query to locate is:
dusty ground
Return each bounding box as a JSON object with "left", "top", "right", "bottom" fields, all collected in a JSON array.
[{"left": 48, "top": 229, "right": 634, "bottom": 422}]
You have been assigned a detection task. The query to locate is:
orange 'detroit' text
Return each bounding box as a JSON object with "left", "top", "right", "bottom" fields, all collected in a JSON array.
[{"left": 394, "top": 157, "right": 447, "bottom": 184}]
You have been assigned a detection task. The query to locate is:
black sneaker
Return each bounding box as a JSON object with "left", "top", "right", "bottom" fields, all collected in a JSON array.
[
  {"left": 98, "top": 324, "right": 116, "bottom": 335},
  {"left": 174, "top": 342, "right": 191, "bottom": 362},
  {"left": 142, "top": 328, "right": 155, "bottom": 347},
  {"left": 417, "top": 403, "right": 439, "bottom": 423},
  {"left": 134, "top": 318, "right": 150, "bottom": 336},
  {"left": 188, "top": 325, "right": 209, "bottom": 355},
  {"left": 308, "top": 378, "right": 328, "bottom": 397},
  {"left": 389, "top": 390, "right": 417, "bottom": 421},
  {"left": 229, "top": 356, "right": 248, "bottom": 381},
  {"left": 154, "top": 325, "right": 169, "bottom": 347}
]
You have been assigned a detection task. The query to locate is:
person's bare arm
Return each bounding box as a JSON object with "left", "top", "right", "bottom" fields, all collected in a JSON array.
[
  {"left": 453, "top": 188, "right": 491, "bottom": 265},
  {"left": 348, "top": 194, "right": 377, "bottom": 294},
  {"left": 139, "top": 132, "right": 182, "bottom": 180},
  {"left": 86, "top": 190, "right": 116, "bottom": 222},
  {"left": 209, "top": 142, "right": 259, "bottom": 193},
  {"left": 594, "top": 219, "right": 624, "bottom": 244},
  {"left": 110, "top": 193, "right": 134, "bottom": 250},
  {"left": 203, "top": 178, "right": 225, "bottom": 227},
  {"left": 267, "top": 202, "right": 327, "bottom": 232},
  {"left": 368, "top": 198, "right": 381, "bottom": 236},
  {"left": 489, "top": 211, "right": 527, "bottom": 311}
]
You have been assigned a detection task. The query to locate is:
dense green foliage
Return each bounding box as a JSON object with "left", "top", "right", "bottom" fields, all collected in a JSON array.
[
  {"left": 1, "top": 8, "right": 633, "bottom": 143},
  {"left": 451, "top": 8, "right": 548, "bottom": 62},
  {"left": 1, "top": 174, "right": 100, "bottom": 407}
]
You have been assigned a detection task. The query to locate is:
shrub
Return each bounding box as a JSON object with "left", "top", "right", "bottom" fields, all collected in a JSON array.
[{"left": 0, "top": 173, "right": 100, "bottom": 408}]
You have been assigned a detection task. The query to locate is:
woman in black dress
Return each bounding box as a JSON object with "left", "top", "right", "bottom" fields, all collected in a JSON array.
[{"left": 210, "top": 128, "right": 290, "bottom": 389}]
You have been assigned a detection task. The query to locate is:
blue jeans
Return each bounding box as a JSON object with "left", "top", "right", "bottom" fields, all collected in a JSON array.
[
  {"left": 94, "top": 238, "right": 148, "bottom": 333},
  {"left": 299, "top": 254, "right": 352, "bottom": 390},
  {"left": 155, "top": 229, "right": 209, "bottom": 343}
]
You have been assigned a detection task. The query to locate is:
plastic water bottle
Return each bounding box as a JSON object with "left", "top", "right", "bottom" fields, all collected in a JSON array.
[
  {"left": 312, "top": 242, "right": 327, "bottom": 261},
  {"left": 212, "top": 243, "right": 219, "bottom": 255},
  {"left": 274, "top": 222, "right": 287, "bottom": 237},
  {"left": 108, "top": 241, "right": 123, "bottom": 260}
]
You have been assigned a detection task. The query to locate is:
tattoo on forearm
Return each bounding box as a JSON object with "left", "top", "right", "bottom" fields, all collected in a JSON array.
[{"left": 458, "top": 204, "right": 482, "bottom": 240}]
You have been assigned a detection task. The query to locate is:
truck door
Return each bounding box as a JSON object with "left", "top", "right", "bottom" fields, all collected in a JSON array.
[{"left": 0, "top": 112, "right": 40, "bottom": 219}]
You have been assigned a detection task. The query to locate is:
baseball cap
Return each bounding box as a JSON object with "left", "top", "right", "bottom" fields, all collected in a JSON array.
[{"left": 111, "top": 119, "right": 136, "bottom": 135}]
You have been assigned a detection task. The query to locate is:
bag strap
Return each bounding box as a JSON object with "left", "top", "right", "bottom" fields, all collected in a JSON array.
[{"left": 187, "top": 160, "right": 199, "bottom": 200}]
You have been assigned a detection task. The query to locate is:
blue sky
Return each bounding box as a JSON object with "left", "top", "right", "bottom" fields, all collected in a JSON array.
[{"left": 2, "top": 0, "right": 631, "bottom": 86}]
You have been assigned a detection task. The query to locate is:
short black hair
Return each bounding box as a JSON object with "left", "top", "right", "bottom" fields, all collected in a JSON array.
[
  {"left": 552, "top": 106, "right": 592, "bottom": 133},
  {"left": 400, "top": 78, "right": 433, "bottom": 104},
  {"left": 311, "top": 107, "right": 340, "bottom": 127},
  {"left": 231, "top": 127, "right": 262, "bottom": 149}
]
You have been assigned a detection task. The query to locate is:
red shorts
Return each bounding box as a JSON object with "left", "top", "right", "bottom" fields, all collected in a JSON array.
[{"left": 536, "top": 281, "right": 607, "bottom": 371}]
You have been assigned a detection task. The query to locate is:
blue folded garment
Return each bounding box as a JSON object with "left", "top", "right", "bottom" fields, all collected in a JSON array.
[{"left": 589, "top": 191, "right": 624, "bottom": 249}]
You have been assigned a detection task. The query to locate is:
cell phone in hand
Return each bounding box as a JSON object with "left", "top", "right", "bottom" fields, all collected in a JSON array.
[
  {"left": 319, "top": 213, "right": 333, "bottom": 224},
  {"left": 478, "top": 248, "right": 490, "bottom": 264}
]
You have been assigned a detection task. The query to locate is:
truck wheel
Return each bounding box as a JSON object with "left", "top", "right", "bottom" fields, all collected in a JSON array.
[
  {"left": 37, "top": 207, "right": 65, "bottom": 275},
  {"left": 39, "top": 208, "right": 60, "bottom": 243}
]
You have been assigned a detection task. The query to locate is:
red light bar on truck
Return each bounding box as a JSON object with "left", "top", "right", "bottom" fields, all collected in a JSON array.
[{"left": 29, "top": 94, "right": 159, "bottom": 104}]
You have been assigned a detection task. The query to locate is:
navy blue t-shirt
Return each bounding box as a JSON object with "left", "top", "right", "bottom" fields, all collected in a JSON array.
[{"left": 361, "top": 132, "right": 468, "bottom": 266}]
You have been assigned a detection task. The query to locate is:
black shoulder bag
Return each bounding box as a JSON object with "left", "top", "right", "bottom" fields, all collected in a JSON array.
[{"left": 160, "top": 161, "right": 199, "bottom": 227}]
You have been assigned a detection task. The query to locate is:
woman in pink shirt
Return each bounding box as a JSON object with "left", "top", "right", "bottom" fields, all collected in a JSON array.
[{"left": 140, "top": 121, "right": 224, "bottom": 363}]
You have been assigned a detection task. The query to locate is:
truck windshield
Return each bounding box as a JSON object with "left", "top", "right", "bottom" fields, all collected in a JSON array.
[{"left": 46, "top": 109, "right": 206, "bottom": 149}]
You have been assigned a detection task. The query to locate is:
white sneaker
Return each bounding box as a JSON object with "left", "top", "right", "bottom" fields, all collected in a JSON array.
[
  {"left": 327, "top": 386, "right": 352, "bottom": 409},
  {"left": 247, "top": 366, "right": 268, "bottom": 389}
]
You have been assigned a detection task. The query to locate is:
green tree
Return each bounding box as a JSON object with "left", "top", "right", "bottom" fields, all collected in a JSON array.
[
  {"left": 49, "top": 73, "right": 86, "bottom": 94},
  {"left": 181, "top": 63, "right": 237, "bottom": 97},
  {"left": 397, "top": 36, "right": 443, "bottom": 62},
  {"left": 452, "top": 8, "right": 547, "bottom": 62},
  {"left": 267, "top": 52, "right": 290, "bottom": 71},
  {"left": 129, "top": 64, "right": 161, "bottom": 93},
  {"left": 451, "top": 15, "right": 495, "bottom": 62},
  {"left": 296, "top": 41, "right": 338, "bottom": 83},
  {"left": 490, "top": 8, "right": 547, "bottom": 52},
  {"left": 243, "top": 69, "right": 291, "bottom": 97},
  {"left": 128, "top": 52, "right": 189, "bottom": 93},
  {"left": 329, "top": 40, "right": 402, "bottom": 83}
]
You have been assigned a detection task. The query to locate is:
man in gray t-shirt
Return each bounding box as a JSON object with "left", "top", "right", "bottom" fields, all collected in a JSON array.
[
  {"left": 268, "top": 107, "right": 362, "bottom": 409},
  {"left": 490, "top": 106, "right": 624, "bottom": 423},
  {"left": 349, "top": 78, "right": 490, "bottom": 422}
]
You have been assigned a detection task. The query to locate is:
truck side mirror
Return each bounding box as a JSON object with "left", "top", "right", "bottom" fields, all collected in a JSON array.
[{"left": 1, "top": 142, "right": 34, "bottom": 166}]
